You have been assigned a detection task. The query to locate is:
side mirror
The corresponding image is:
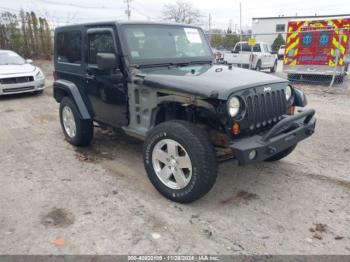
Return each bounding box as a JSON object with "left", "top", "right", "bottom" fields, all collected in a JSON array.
[
  {"left": 97, "top": 53, "right": 118, "bottom": 70},
  {"left": 26, "top": 59, "right": 33, "bottom": 63}
]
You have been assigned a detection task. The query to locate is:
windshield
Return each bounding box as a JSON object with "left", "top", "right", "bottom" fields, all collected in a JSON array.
[
  {"left": 121, "top": 24, "right": 213, "bottom": 66},
  {"left": 0, "top": 51, "right": 26, "bottom": 65}
]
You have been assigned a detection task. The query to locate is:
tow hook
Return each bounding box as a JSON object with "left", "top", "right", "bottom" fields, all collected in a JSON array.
[
  {"left": 306, "top": 128, "right": 314, "bottom": 135},
  {"left": 267, "top": 146, "right": 277, "bottom": 155}
]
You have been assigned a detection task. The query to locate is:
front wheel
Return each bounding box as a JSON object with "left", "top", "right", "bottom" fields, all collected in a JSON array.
[
  {"left": 59, "top": 97, "right": 94, "bottom": 146},
  {"left": 270, "top": 60, "right": 277, "bottom": 73},
  {"left": 143, "top": 121, "right": 218, "bottom": 203}
]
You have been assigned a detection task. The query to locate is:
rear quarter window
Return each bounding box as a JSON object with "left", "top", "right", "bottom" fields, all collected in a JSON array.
[
  {"left": 234, "top": 43, "right": 253, "bottom": 52},
  {"left": 57, "top": 31, "right": 82, "bottom": 64}
]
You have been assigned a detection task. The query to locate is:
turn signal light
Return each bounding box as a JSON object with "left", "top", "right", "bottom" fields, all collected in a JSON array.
[
  {"left": 232, "top": 123, "right": 240, "bottom": 135},
  {"left": 288, "top": 106, "right": 295, "bottom": 115}
]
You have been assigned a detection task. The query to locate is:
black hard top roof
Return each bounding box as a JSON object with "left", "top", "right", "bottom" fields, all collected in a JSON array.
[{"left": 55, "top": 20, "right": 201, "bottom": 31}]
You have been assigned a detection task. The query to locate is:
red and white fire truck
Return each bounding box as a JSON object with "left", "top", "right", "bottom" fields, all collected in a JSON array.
[{"left": 283, "top": 16, "right": 350, "bottom": 82}]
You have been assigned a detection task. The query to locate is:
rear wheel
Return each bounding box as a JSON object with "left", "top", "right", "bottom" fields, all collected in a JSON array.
[
  {"left": 265, "top": 145, "right": 297, "bottom": 162},
  {"left": 255, "top": 60, "right": 262, "bottom": 71},
  {"left": 59, "top": 97, "right": 94, "bottom": 146},
  {"left": 143, "top": 120, "right": 218, "bottom": 203}
]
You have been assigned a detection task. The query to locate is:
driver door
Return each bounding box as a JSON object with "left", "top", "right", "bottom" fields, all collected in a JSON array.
[{"left": 85, "top": 27, "right": 128, "bottom": 127}]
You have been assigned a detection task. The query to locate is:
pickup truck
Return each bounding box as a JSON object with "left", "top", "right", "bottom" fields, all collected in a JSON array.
[{"left": 223, "top": 42, "right": 278, "bottom": 72}]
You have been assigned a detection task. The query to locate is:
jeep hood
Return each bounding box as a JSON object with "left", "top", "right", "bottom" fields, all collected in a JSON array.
[{"left": 140, "top": 64, "right": 288, "bottom": 100}]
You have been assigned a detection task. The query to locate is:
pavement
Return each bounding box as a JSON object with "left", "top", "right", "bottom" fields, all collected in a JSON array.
[{"left": 0, "top": 60, "right": 350, "bottom": 255}]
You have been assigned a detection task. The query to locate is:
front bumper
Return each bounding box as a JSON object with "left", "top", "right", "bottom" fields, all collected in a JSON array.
[
  {"left": 231, "top": 109, "right": 316, "bottom": 165},
  {"left": 283, "top": 64, "right": 347, "bottom": 76},
  {"left": 0, "top": 78, "right": 45, "bottom": 95}
]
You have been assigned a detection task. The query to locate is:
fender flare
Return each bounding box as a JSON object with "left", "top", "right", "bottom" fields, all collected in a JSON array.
[{"left": 53, "top": 79, "right": 92, "bottom": 120}]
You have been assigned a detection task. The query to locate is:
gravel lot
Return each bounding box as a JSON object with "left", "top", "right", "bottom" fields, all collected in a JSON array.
[{"left": 1, "top": 60, "right": 350, "bottom": 255}]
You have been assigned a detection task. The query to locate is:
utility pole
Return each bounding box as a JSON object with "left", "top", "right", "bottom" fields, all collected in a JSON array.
[
  {"left": 239, "top": 2, "right": 242, "bottom": 67},
  {"left": 125, "top": 0, "right": 132, "bottom": 21},
  {"left": 208, "top": 14, "right": 212, "bottom": 45}
]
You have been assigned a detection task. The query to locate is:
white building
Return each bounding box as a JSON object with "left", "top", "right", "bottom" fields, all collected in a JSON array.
[{"left": 251, "top": 14, "right": 350, "bottom": 45}]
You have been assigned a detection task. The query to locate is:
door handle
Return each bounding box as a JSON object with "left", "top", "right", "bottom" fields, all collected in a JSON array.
[{"left": 85, "top": 74, "right": 95, "bottom": 80}]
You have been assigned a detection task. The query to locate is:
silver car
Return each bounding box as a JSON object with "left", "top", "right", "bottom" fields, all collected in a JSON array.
[{"left": 0, "top": 50, "right": 46, "bottom": 95}]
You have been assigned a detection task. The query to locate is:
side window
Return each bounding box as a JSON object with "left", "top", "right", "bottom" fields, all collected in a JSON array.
[
  {"left": 88, "top": 32, "right": 115, "bottom": 65},
  {"left": 241, "top": 44, "right": 251, "bottom": 52},
  {"left": 266, "top": 44, "right": 272, "bottom": 53},
  {"left": 276, "top": 24, "right": 285, "bottom": 32},
  {"left": 319, "top": 31, "right": 331, "bottom": 47},
  {"left": 302, "top": 33, "right": 313, "bottom": 47},
  {"left": 234, "top": 44, "right": 241, "bottom": 52},
  {"left": 57, "top": 31, "right": 82, "bottom": 64},
  {"left": 262, "top": 44, "right": 269, "bottom": 53},
  {"left": 253, "top": 44, "right": 261, "bottom": 52}
]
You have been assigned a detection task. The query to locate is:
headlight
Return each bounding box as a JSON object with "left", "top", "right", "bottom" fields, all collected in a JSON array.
[
  {"left": 285, "top": 85, "right": 292, "bottom": 100},
  {"left": 35, "top": 69, "right": 45, "bottom": 80},
  {"left": 228, "top": 96, "right": 241, "bottom": 117}
]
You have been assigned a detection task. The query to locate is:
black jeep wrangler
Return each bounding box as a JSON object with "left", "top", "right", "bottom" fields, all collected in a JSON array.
[{"left": 53, "top": 21, "right": 316, "bottom": 203}]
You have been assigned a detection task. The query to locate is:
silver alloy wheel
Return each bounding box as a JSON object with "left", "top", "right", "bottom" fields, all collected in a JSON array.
[
  {"left": 62, "top": 106, "right": 77, "bottom": 138},
  {"left": 152, "top": 139, "right": 192, "bottom": 190}
]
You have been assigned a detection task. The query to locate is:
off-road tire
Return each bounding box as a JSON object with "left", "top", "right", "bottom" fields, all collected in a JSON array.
[
  {"left": 143, "top": 120, "right": 218, "bottom": 203},
  {"left": 59, "top": 97, "right": 93, "bottom": 146},
  {"left": 270, "top": 60, "right": 277, "bottom": 73},
  {"left": 265, "top": 145, "right": 297, "bottom": 162}
]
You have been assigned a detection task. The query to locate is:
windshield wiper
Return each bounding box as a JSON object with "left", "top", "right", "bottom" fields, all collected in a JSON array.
[
  {"left": 174, "top": 60, "right": 212, "bottom": 67},
  {"left": 136, "top": 60, "right": 212, "bottom": 69},
  {"left": 136, "top": 62, "right": 176, "bottom": 69}
]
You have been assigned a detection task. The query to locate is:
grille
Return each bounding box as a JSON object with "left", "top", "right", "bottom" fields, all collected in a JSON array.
[
  {"left": 3, "top": 86, "right": 35, "bottom": 93},
  {"left": 245, "top": 89, "right": 287, "bottom": 130},
  {"left": 0, "top": 76, "right": 34, "bottom": 84}
]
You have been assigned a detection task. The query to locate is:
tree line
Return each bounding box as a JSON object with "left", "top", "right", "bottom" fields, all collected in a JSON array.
[
  {"left": 161, "top": 2, "right": 247, "bottom": 50},
  {"left": 0, "top": 10, "right": 52, "bottom": 59},
  {"left": 209, "top": 30, "right": 285, "bottom": 51},
  {"left": 209, "top": 30, "right": 240, "bottom": 49},
  {"left": 163, "top": 1, "right": 285, "bottom": 51}
]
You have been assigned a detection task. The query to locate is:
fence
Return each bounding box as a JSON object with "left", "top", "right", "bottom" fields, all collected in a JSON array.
[{"left": 207, "top": 27, "right": 350, "bottom": 91}]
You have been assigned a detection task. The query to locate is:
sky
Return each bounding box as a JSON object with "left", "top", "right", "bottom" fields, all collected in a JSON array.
[{"left": 0, "top": 0, "right": 349, "bottom": 30}]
